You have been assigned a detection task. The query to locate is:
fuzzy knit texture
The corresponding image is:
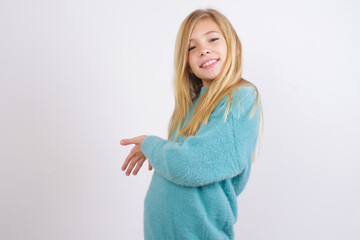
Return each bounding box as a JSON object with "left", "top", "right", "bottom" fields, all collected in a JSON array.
[{"left": 141, "top": 84, "right": 261, "bottom": 240}]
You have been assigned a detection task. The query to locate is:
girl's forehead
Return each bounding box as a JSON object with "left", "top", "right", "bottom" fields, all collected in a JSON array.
[
  {"left": 190, "top": 30, "right": 221, "bottom": 42},
  {"left": 190, "top": 19, "right": 222, "bottom": 40}
]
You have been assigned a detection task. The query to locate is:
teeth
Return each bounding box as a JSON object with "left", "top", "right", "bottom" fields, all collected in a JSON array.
[{"left": 202, "top": 59, "right": 217, "bottom": 67}]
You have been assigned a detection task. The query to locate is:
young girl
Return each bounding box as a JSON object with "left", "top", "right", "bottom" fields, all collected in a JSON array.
[{"left": 120, "top": 8, "right": 263, "bottom": 240}]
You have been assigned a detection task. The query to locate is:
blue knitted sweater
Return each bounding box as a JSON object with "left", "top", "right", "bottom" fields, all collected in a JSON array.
[{"left": 141, "top": 85, "right": 261, "bottom": 240}]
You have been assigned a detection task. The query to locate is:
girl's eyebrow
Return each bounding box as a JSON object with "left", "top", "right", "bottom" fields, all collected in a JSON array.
[{"left": 189, "top": 30, "right": 220, "bottom": 42}]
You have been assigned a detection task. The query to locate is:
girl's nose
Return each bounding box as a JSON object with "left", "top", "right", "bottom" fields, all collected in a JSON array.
[{"left": 200, "top": 48, "right": 210, "bottom": 56}]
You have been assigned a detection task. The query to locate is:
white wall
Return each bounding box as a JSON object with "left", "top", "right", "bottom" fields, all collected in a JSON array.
[{"left": 1, "top": 0, "right": 359, "bottom": 239}]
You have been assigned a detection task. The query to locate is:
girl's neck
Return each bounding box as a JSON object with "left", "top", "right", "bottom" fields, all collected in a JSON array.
[{"left": 202, "top": 79, "right": 212, "bottom": 88}]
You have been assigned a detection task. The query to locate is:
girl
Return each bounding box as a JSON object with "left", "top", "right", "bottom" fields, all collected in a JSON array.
[{"left": 120, "top": 8, "right": 263, "bottom": 240}]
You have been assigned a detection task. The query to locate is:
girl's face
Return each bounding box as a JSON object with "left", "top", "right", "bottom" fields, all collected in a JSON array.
[{"left": 188, "top": 18, "right": 227, "bottom": 87}]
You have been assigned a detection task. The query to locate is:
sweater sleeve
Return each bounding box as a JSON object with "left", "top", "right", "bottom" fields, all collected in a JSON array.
[{"left": 141, "top": 87, "right": 261, "bottom": 187}]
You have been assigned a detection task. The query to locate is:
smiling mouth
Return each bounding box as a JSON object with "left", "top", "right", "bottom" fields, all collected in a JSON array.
[{"left": 200, "top": 58, "right": 220, "bottom": 68}]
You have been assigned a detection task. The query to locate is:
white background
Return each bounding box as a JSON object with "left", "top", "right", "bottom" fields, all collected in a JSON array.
[{"left": 1, "top": 0, "right": 359, "bottom": 239}]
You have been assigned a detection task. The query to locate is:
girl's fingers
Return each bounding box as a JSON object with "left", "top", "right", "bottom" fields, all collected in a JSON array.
[
  {"left": 132, "top": 157, "right": 145, "bottom": 175},
  {"left": 120, "top": 136, "right": 143, "bottom": 146},
  {"left": 125, "top": 153, "right": 141, "bottom": 176},
  {"left": 148, "top": 162, "right": 152, "bottom": 171},
  {"left": 121, "top": 149, "right": 136, "bottom": 171},
  {"left": 120, "top": 138, "right": 136, "bottom": 146},
  {"left": 120, "top": 139, "right": 131, "bottom": 146}
]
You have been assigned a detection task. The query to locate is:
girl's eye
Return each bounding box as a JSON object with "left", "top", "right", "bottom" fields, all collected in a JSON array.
[{"left": 188, "top": 38, "right": 219, "bottom": 51}]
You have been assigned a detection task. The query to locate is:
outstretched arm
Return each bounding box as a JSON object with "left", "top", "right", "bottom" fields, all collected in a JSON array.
[{"left": 141, "top": 87, "right": 261, "bottom": 187}]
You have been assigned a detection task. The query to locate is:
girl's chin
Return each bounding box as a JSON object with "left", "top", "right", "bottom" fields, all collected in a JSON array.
[
  {"left": 201, "top": 73, "right": 220, "bottom": 80},
  {"left": 193, "top": 69, "right": 221, "bottom": 80}
]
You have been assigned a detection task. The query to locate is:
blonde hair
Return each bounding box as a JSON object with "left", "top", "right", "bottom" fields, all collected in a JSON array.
[{"left": 167, "top": 8, "right": 264, "bottom": 163}]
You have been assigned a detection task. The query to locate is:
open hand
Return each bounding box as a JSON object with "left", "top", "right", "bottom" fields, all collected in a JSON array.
[{"left": 120, "top": 135, "right": 152, "bottom": 176}]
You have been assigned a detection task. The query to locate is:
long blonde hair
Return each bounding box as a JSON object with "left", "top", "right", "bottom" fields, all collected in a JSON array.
[{"left": 167, "top": 8, "right": 264, "bottom": 163}]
